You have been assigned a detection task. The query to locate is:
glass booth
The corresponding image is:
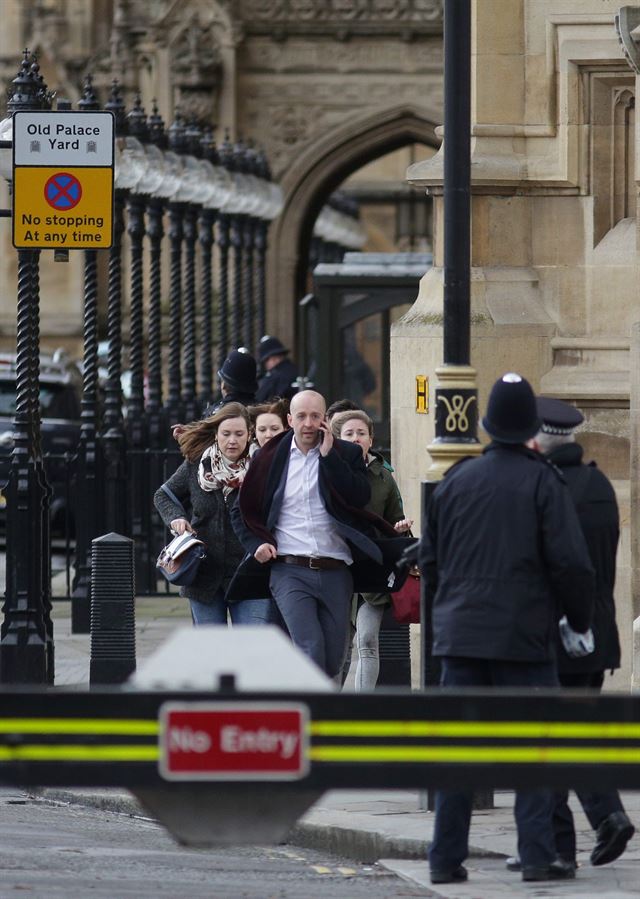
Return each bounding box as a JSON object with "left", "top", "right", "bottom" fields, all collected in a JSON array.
[{"left": 303, "top": 252, "right": 432, "bottom": 454}]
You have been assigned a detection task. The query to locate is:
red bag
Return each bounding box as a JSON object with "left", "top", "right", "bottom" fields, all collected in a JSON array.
[{"left": 391, "top": 566, "right": 421, "bottom": 624}]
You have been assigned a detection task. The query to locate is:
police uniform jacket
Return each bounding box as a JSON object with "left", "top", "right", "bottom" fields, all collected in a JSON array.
[
  {"left": 255, "top": 358, "right": 298, "bottom": 402},
  {"left": 419, "top": 442, "right": 595, "bottom": 663},
  {"left": 547, "top": 442, "right": 621, "bottom": 674},
  {"left": 202, "top": 390, "right": 257, "bottom": 418}
]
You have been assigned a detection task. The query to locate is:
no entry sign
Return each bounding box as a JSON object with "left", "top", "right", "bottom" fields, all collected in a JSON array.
[
  {"left": 159, "top": 703, "right": 310, "bottom": 781},
  {"left": 12, "top": 110, "right": 114, "bottom": 250}
]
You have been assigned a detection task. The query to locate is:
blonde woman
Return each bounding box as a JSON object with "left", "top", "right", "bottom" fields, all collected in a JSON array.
[{"left": 332, "top": 409, "right": 413, "bottom": 690}]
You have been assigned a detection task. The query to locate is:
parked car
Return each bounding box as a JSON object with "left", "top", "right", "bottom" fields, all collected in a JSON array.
[{"left": 0, "top": 350, "right": 82, "bottom": 535}]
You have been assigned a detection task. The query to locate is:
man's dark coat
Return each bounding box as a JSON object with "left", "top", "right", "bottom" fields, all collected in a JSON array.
[
  {"left": 420, "top": 443, "right": 595, "bottom": 663},
  {"left": 227, "top": 429, "right": 411, "bottom": 601},
  {"left": 548, "top": 442, "right": 621, "bottom": 674}
]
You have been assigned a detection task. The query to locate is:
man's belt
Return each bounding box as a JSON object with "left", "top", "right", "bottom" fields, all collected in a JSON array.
[{"left": 276, "top": 555, "right": 347, "bottom": 571}]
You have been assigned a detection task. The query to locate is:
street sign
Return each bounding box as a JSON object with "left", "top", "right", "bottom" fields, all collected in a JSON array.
[
  {"left": 44, "top": 172, "right": 82, "bottom": 210},
  {"left": 159, "top": 703, "right": 310, "bottom": 781},
  {"left": 12, "top": 110, "right": 114, "bottom": 250}
]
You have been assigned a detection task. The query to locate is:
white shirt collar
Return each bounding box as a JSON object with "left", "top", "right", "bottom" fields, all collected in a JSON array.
[{"left": 291, "top": 436, "right": 320, "bottom": 457}]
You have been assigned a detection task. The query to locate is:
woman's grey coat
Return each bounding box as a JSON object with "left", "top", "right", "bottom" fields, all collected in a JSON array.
[{"left": 154, "top": 460, "right": 244, "bottom": 603}]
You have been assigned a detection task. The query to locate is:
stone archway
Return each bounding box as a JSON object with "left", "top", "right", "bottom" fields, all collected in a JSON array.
[{"left": 266, "top": 105, "right": 441, "bottom": 347}]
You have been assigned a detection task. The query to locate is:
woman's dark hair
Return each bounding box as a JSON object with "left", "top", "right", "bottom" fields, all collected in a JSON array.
[
  {"left": 178, "top": 402, "right": 251, "bottom": 463},
  {"left": 249, "top": 397, "right": 290, "bottom": 430},
  {"left": 326, "top": 398, "right": 360, "bottom": 421}
]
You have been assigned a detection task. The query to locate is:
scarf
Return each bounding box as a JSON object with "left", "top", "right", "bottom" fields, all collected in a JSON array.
[{"left": 198, "top": 443, "right": 248, "bottom": 499}]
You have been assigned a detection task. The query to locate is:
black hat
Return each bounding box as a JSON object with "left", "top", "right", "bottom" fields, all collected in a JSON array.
[
  {"left": 258, "top": 335, "right": 289, "bottom": 364},
  {"left": 218, "top": 349, "right": 258, "bottom": 394},
  {"left": 536, "top": 396, "right": 583, "bottom": 435},
  {"left": 482, "top": 372, "right": 541, "bottom": 444}
]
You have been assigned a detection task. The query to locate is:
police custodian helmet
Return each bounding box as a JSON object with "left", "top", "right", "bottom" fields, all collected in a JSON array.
[
  {"left": 217, "top": 349, "right": 258, "bottom": 394},
  {"left": 482, "top": 372, "right": 541, "bottom": 444}
]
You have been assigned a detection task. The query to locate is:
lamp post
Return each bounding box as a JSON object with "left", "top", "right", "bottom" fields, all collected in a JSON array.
[
  {"left": 0, "top": 50, "right": 52, "bottom": 683},
  {"left": 420, "top": 0, "right": 485, "bottom": 808},
  {"left": 425, "top": 0, "right": 480, "bottom": 480}
]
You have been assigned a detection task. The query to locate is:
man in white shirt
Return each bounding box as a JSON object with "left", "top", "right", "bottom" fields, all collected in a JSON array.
[{"left": 231, "top": 390, "right": 385, "bottom": 676}]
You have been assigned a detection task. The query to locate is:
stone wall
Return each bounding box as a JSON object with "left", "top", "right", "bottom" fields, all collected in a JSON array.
[
  {"left": 0, "top": 0, "right": 445, "bottom": 353},
  {"left": 394, "top": 0, "right": 638, "bottom": 690}
]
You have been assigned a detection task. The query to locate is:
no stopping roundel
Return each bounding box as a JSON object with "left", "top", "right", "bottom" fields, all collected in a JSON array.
[{"left": 44, "top": 172, "right": 82, "bottom": 211}]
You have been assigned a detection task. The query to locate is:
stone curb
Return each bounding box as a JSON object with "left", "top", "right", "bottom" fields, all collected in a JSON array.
[
  {"left": 33, "top": 788, "right": 145, "bottom": 818},
  {"left": 34, "top": 788, "right": 506, "bottom": 865},
  {"left": 287, "top": 821, "right": 430, "bottom": 864}
]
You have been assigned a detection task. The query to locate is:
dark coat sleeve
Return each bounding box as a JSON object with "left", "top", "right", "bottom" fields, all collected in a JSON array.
[
  {"left": 319, "top": 440, "right": 371, "bottom": 508},
  {"left": 539, "top": 473, "right": 595, "bottom": 634},
  {"left": 418, "top": 487, "right": 439, "bottom": 600},
  {"left": 153, "top": 462, "right": 190, "bottom": 529},
  {"left": 229, "top": 492, "right": 270, "bottom": 556}
]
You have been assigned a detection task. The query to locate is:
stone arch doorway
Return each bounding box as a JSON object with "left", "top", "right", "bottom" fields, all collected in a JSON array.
[{"left": 266, "top": 105, "right": 441, "bottom": 348}]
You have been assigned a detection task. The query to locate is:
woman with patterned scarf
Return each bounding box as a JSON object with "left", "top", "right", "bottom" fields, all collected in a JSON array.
[{"left": 154, "top": 402, "right": 274, "bottom": 625}]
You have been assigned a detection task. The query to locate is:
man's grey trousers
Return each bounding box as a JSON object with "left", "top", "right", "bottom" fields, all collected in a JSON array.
[{"left": 269, "top": 563, "right": 353, "bottom": 677}]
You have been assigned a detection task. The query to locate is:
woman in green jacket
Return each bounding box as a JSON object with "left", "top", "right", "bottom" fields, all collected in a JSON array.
[{"left": 331, "top": 410, "right": 413, "bottom": 690}]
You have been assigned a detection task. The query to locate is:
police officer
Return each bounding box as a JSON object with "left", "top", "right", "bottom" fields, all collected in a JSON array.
[
  {"left": 203, "top": 348, "right": 258, "bottom": 417},
  {"left": 171, "top": 349, "right": 258, "bottom": 443},
  {"left": 255, "top": 335, "right": 298, "bottom": 403},
  {"left": 419, "top": 373, "right": 595, "bottom": 885},
  {"left": 533, "top": 397, "right": 634, "bottom": 868}
]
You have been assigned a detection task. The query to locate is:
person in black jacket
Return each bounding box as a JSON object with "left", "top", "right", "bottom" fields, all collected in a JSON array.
[
  {"left": 255, "top": 335, "right": 299, "bottom": 403},
  {"left": 534, "top": 397, "right": 634, "bottom": 868},
  {"left": 419, "top": 373, "right": 595, "bottom": 886},
  {"left": 202, "top": 348, "right": 258, "bottom": 417},
  {"left": 172, "top": 350, "right": 258, "bottom": 443}
]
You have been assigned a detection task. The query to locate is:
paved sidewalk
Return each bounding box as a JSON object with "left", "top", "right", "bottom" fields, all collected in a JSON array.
[{"left": 40, "top": 597, "right": 640, "bottom": 897}]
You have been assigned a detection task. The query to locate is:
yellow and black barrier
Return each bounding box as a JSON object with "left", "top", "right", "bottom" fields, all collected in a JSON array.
[{"left": 0, "top": 688, "right": 639, "bottom": 791}]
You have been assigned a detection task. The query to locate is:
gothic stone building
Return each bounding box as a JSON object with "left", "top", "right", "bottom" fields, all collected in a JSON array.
[{"left": 0, "top": 0, "right": 445, "bottom": 351}]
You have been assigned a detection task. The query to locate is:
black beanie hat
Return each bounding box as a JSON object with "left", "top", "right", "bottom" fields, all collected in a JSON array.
[
  {"left": 482, "top": 372, "right": 541, "bottom": 444},
  {"left": 218, "top": 349, "right": 258, "bottom": 394}
]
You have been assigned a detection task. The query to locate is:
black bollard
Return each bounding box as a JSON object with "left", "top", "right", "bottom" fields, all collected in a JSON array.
[{"left": 90, "top": 533, "right": 136, "bottom": 685}]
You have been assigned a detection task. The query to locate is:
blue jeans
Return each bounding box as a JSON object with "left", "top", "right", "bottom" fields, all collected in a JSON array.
[
  {"left": 189, "top": 588, "right": 275, "bottom": 626},
  {"left": 429, "top": 656, "right": 559, "bottom": 873}
]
